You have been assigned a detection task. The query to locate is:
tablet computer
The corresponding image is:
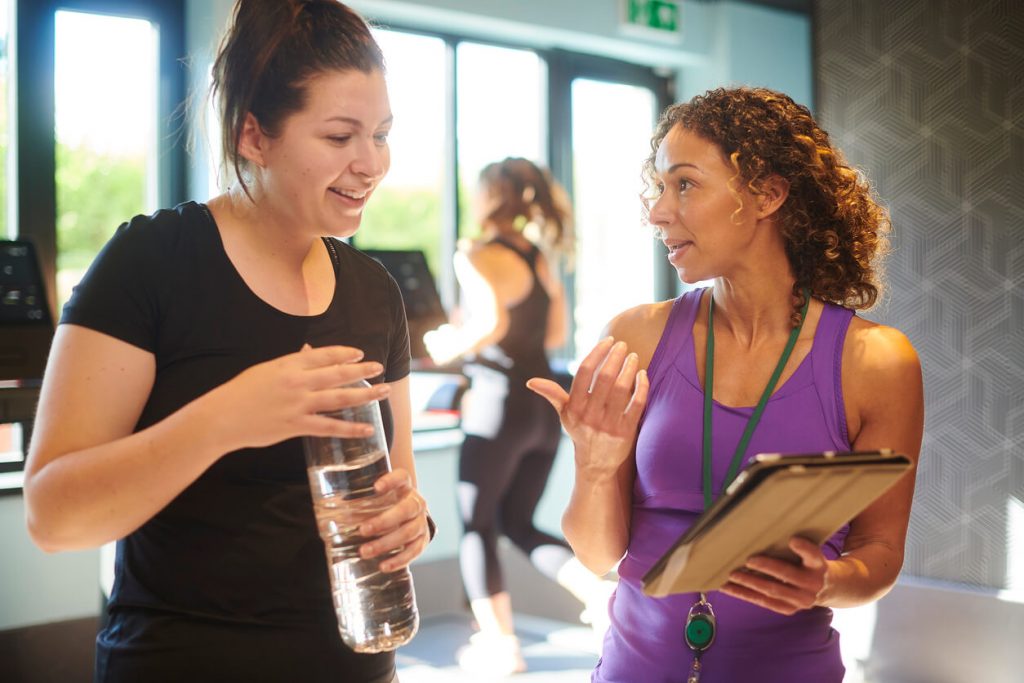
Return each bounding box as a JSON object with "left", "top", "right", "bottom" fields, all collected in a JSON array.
[{"left": 641, "top": 449, "right": 912, "bottom": 597}]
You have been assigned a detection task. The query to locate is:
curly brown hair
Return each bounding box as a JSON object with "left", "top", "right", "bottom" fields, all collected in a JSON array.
[{"left": 644, "top": 86, "right": 891, "bottom": 315}]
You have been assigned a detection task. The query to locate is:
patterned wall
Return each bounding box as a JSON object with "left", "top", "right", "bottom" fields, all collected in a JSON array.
[{"left": 814, "top": 0, "right": 1023, "bottom": 589}]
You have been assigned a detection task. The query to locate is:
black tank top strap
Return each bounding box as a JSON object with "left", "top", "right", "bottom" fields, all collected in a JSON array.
[{"left": 489, "top": 235, "right": 539, "bottom": 272}]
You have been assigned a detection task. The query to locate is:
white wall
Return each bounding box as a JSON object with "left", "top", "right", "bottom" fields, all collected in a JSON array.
[{"left": 0, "top": 496, "right": 100, "bottom": 630}]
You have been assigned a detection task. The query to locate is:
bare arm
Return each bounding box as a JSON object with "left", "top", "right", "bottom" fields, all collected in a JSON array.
[
  {"left": 722, "top": 321, "right": 923, "bottom": 613},
  {"left": 423, "top": 248, "right": 509, "bottom": 364},
  {"left": 535, "top": 252, "right": 567, "bottom": 350},
  {"left": 528, "top": 304, "right": 666, "bottom": 574},
  {"left": 25, "top": 325, "right": 388, "bottom": 552},
  {"left": 818, "top": 322, "right": 923, "bottom": 606}
]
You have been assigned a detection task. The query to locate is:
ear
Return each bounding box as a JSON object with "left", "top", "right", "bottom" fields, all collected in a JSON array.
[
  {"left": 755, "top": 175, "right": 790, "bottom": 219},
  {"left": 236, "top": 113, "right": 267, "bottom": 168}
]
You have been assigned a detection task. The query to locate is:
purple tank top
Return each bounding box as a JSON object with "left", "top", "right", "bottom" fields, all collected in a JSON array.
[{"left": 594, "top": 288, "right": 853, "bottom": 683}]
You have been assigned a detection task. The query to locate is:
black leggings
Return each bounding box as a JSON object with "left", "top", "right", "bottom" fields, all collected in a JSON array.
[{"left": 458, "top": 368, "right": 572, "bottom": 600}]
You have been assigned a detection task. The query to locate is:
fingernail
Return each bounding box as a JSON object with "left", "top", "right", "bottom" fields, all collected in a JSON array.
[{"left": 361, "top": 425, "right": 374, "bottom": 437}]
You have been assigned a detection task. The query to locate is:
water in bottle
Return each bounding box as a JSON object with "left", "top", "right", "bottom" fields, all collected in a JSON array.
[{"left": 304, "top": 381, "right": 419, "bottom": 653}]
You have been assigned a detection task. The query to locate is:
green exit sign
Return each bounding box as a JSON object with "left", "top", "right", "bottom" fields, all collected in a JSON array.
[{"left": 623, "top": 0, "right": 680, "bottom": 34}]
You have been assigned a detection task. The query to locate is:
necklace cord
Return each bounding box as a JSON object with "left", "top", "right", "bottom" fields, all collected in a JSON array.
[{"left": 701, "top": 289, "right": 811, "bottom": 510}]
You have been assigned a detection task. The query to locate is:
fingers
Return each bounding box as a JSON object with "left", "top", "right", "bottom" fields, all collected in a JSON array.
[
  {"left": 580, "top": 342, "right": 629, "bottom": 423},
  {"left": 302, "top": 413, "right": 376, "bottom": 439},
  {"left": 789, "top": 537, "right": 826, "bottom": 569},
  {"left": 306, "top": 383, "right": 390, "bottom": 415},
  {"left": 605, "top": 352, "right": 640, "bottom": 421},
  {"left": 721, "top": 540, "right": 828, "bottom": 615},
  {"left": 623, "top": 367, "right": 649, "bottom": 427},
  {"left": 566, "top": 337, "right": 616, "bottom": 414},
  {"left": 296, "top": 344, "right": 366, "bottom": 369},
  {"left": 526, "top": 378, "right": 569, "bottom": 412},
  {"left": 360, "top": 471, "right": 416, "bottom": 536},
  {"left": 305, "top": 360, "right": 386, "bottom": 391},
  {"left": 720, "top": 579, "right": 805, "bottom": 616},
  {"left": 358, "top": 479, "right": 429, "bottom": 570},
  {"left": 724, "top": 568, "right": 811, "bottom": 613}
]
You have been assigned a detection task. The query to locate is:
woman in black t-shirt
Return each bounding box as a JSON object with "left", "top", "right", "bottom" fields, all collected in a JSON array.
[{"left": 23, "top": 2, "right": 430, "bottom": 681}]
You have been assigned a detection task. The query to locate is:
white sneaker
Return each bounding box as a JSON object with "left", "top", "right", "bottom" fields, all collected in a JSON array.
[{"left": 456, "top": 632, "right": 527, "bottom": 676}]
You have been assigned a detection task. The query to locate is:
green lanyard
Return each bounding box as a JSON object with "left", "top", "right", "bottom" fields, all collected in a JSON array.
[{"left": 701, "top": 289, "right": 811, "bottom": 510}]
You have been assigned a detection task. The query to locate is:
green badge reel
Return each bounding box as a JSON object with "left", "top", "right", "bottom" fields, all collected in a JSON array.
[
  {"left": 685, "top": 594, "right": 716, "bottom": 682},
  {"left": 685, "top": 595, "right": 716, "bottom": 651}
]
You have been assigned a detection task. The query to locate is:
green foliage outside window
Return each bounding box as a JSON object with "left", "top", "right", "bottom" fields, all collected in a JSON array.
[
  {"left": 56, "top": 143, "right": 145, "bottom": 271},
  {"left": 357, "top": 186, "right": 444, "bottom": 278}
]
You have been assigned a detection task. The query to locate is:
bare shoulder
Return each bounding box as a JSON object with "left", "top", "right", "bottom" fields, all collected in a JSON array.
[
  {"left": 844, "top": 316, "right": 921, "bottom": 380},
  {"left": 843, "top": 316, "right": 923, "bottom": 440},
  {"left": 604, "top": 300, "right": 675, "bottom": 368},
  {"left": 460, "top": 238, "right": 514, "bottom": 274}
]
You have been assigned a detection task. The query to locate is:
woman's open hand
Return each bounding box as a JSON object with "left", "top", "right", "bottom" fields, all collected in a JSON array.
[
  {"left": 719, "top": 537, "right": 830, "bottom": 615},
  {"left": 527, "top": 337, "right": 649, "bottom": 480},
  {"left": 205, "top": 344, "right": 390, "bottom": 451}
]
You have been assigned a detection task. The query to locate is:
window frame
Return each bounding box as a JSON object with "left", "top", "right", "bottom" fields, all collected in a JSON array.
[{"left": 15, "top": 0, "right": 187, "bottom": 319}]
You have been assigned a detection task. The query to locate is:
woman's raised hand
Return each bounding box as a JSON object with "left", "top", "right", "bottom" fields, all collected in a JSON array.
[
  {"left": 205, "top": 343, "right": 391, "bottom": 451},
  {"left": 527, "top": 338, "right": 649, "bottom": 479}
]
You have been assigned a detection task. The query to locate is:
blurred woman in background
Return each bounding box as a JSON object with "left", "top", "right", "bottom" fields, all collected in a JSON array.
[{"left": 426, "top": 157, "right": 613, "bottom": 675}]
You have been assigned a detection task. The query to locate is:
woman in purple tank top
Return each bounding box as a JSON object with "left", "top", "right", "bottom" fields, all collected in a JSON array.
[{"left": 528, "top": 87, "right": 924, "bottom": 683}]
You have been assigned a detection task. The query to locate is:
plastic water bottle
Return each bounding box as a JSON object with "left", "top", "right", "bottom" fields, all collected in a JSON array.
[{"left": 303, "top": 380, "right": 419, "bottom": 653}]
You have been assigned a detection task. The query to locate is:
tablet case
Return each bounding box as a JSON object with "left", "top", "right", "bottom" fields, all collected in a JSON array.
[{"left": 641, "top": 449, "right": 912, "bottom": 597}]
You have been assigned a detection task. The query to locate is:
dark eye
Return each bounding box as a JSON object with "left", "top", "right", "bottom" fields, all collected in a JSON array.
[
  {"left": 328, "top": 135, "right": 352, "bottom": 145},
  {"left": 373, "top": 132, "right": 390, "bottom": 145},
  {"left": 678, "top": 179, "right": 691, "bottom": 192}
]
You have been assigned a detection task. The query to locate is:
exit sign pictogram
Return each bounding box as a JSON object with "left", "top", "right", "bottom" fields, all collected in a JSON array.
[{"left": 623, "top": 0, "right": 680, "bottom": 34}]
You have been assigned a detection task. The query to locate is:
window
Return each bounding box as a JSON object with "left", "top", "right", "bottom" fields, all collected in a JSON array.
[
  {"left": 356, "top": 30, "right": 447, "bottom": 281},
  {"left": 455, "top": 42, "right": 545, "bottom": 239},
  {"left": 570, "top": 78, "right": 659, "bottom": 350},
  {"left": 54, "top": 10, "right": 160, "bottom": 307}
]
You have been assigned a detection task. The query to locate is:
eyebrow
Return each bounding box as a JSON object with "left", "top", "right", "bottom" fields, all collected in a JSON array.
[
  {"left": 324, "top": 115, "right": 394, "bottom": 128},
  {"left": 665, "top": 162, "right": 701, "bottom": 174}
]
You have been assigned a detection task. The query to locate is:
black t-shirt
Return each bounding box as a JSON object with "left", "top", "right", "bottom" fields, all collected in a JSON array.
[{"left": 62, "top": 201, "right": 409, "bottom": 681}]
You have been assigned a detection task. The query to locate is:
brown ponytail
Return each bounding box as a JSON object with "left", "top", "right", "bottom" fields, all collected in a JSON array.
[{"left": 478, "top": 157, "right": 574, "bottom": 256}]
